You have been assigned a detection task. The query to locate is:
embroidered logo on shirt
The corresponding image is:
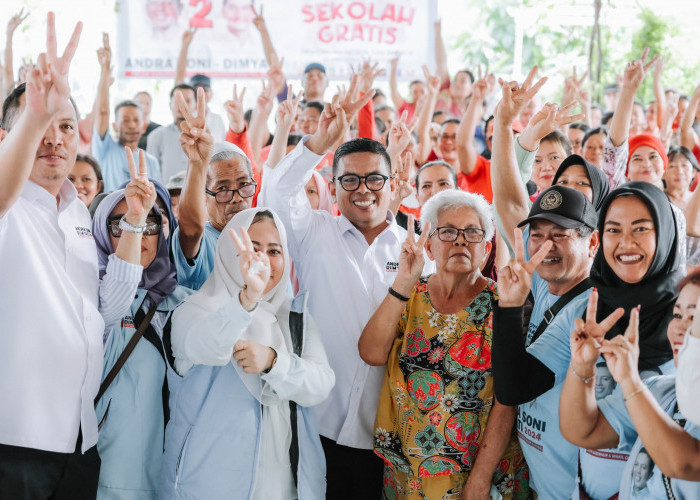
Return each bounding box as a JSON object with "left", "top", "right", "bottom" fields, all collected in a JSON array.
[
  {"left": 386, "top": 261, "right": 399, "bottom": 272},
  {"left": 121, "top": 316, "right": 135, "bottom": 329},
  {"left": 75, "top": 226, "right": 94, "bottom": 239}
]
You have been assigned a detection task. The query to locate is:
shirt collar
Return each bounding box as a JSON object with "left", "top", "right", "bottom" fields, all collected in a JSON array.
[
  {"left": 21, "top": 178, "right": 78, "bottom": 209},
  {"left": 338, "top": 210, "right": 402, "bottom": 244}
]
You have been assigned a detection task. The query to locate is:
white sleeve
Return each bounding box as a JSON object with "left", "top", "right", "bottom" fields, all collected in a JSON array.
[
  {"left": 677, "top": 333, "right": 700, "bottom": 425},
  {"left": 99, "top": 254, "right": 143, "bottom": 332},
  {"left": 259, "top": 137, "right": 325, "bottom": 257},
  {"left": 261, "top": 313, "right": 335, "bottom": 407},
  {"left": 171, "top": 297, "right": 253, "bottom": 376}
]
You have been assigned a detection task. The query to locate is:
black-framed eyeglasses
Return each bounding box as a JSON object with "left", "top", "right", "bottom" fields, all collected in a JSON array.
[
  {"left": 205, "top": 182, "right": 257, "bottom": 203},
  {"left": 332, "top": 173, "right": 391, "bottom": 192},
  {"left": 430, "top": 226, "right": 486, "bottom": 243},
  {"left": 107, "top": 216, "right": 161, "bottom": 238}
]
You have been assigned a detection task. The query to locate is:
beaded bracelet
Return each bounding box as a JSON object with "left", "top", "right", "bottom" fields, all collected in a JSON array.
[{"left": 570, "top": 363, "right": 595, "bottom": 384}]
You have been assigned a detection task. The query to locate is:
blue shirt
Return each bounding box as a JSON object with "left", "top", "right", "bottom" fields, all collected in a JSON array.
[
  {"left": 92, "top": 127, "right": 161, "bottom": 192},
  {"left": 600, "top": 375, "right": 700, "bottom": 499},
  {"left": 171, "top": 222, "right": 221, "bottom": 291}
]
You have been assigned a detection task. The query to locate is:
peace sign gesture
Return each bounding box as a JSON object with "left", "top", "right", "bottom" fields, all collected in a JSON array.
[
  {"left": 25, "top": 12, "right": 82, "bottom": 118},
  {"left": 599, "top": 306, "right": 641, "bottom": 386},
  {"left": 497, "top": 228, "right": 553, "bottom": 307},
  {"left": 276, "top": 84, "right": 303, "bottom": 131},
  {"left": 123, "top": 147, "right": 156, "bottom": 223},
  {"left": 422, "top": 65, "right": 441, "bottom": 95},
  {"left": 392, "top": 150, "right": 413, "bottom": 203},
  {"left": 387, "top": 110, "right": 415, "bottom": 158},
  {"left": 495, "top": 66, "right": 548, "bottom": 126},
  {"left": 224, "top": 84, "right": 247, "bottom": 134},
  {"left": 519, "top": 101, "right": 585, "bottom": 150},
  {"left": 562, "top": 66, "right": 588, "bottom": 106},
  {"left": 7, "top": 8, "right": 29, "bottom": 36},
  {"left": 229, "top": 226, "right": 271, "bottom": 306},
  {"left": 621, "top": 47, "right": 659, "bottom": 91},
  {"left": 393, "top": 215, "right": 431, "bottom": 296},
  {"left": 569, "top": 289, "right": 625, "bottom": 373},
  {"left": 177, "top": 87, "right": 213, "bottom": 165}
]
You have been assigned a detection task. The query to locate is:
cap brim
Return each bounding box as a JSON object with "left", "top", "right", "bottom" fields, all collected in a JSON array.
[{"left": 517, "top": 213, "right": 591, "bottom": 230}]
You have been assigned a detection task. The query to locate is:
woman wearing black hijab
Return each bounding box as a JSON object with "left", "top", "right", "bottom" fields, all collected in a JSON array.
[
  {"left": 552, "top": 154, "right": 611, "bottom": 212},
  {"left": 591, "top": 181, "right": 682, "bottom": 369}
]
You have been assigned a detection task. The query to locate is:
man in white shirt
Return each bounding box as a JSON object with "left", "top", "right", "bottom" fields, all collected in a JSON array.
[
  {"left": 0, "top": 14, "right": 104, "bottom": 498},
  {"left": 262, "top": 91, "right": 422, "bottom": 498}
]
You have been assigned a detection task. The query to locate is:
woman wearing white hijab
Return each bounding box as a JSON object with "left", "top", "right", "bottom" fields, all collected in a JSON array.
[{"left": 159, "top": 207, "right": 334, "bottom": 500}]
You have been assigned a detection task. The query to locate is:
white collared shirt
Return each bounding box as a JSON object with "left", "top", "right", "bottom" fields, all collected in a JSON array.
[
  {"left": 261, "top": 138, "right": 431, "bottom": 449},
  {"left": 0, "top": 180, "right": 105, "bottom": 453}
]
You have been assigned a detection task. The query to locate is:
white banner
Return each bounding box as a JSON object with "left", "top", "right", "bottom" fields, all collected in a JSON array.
[{"left": 116, "top": 0, "right": 437, "bottom": 80}]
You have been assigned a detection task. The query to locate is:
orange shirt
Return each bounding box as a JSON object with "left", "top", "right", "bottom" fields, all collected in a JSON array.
[{"left": 457, "top": 155, "right": 492, "bottom": 203}]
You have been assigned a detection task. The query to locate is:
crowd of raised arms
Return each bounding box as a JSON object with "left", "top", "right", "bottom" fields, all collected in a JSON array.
[{"left": 2, "top": 7, "right": 700, "bottom": 500}]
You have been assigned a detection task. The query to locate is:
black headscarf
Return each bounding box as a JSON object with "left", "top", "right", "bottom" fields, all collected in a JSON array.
[
  {"left": 552, "top": 154, "right": 610, "bottom": 213},
  {"left": 591, "top": 182, "right": 681, "bottom": 369}
]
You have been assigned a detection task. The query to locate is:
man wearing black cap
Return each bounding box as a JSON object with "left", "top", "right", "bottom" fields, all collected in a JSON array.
[
  {"left": 189, "top": 74, "right": 226, "bottom": 142},
  {"left": 491, "top": 185, "right": 600, "bottom": 499}
]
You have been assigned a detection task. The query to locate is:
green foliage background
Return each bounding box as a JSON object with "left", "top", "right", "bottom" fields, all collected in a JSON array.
[{"left": 452, "top": 0, "right": 700, "bottom": 105}]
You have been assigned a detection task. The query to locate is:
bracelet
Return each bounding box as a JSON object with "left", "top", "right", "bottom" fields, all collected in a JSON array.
[
  {"left": 624, "top": 385, "right": 647, "bottom": 402},
  {"left": 388, "top": 286, "right": 410, "bottom": 302},
  {"left": 118, "top": 215, "right": 147, "bottom": 234},
  {"left": 570, "top": 363, "right": 595, "bottom": 384},
  {"left": 263, "top": 349, "right": 277, "bottom": 374}
]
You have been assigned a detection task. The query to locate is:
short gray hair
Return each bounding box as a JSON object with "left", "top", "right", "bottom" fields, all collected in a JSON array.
[
  {"left": 420, "top": 189, "right": 494, "bottom": 241},
  {"left": 206, "top": 142, "right": 253, "bottom": 187}
]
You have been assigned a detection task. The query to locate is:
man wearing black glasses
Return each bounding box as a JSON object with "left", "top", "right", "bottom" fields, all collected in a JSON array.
[
  {"left": 261, "top": 83, "right": 433, "bottom": 499},
  {"left": 171, "top": 87, "right": 257, "bottom": 291}
]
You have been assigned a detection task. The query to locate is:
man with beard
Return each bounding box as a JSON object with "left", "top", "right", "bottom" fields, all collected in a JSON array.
[
  {"left": 171, "top": 88, "right": 257, "bottom": 291},
  {"left": 92, "top": 33, "right": 160, "bottom": 191}
]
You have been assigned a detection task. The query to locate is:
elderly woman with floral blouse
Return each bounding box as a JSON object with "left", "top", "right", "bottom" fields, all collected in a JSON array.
[{"left": 359, "top": 189, "right": 529, "bottom": 499}]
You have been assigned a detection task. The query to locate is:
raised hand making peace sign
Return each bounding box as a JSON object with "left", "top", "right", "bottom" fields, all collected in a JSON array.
[
  {"left": 621, "top": 47, "right": 659, "bottom": 92},
  {"left": 229, "top": 226, "right": 272, "bottom": 308},
  {"left": 177, "top": 87, "right": 213, "bottom": 166},
  {"left": 599, "top": 306, "right": 641, "bottom": 387},
  {"left": 495, "top": 66, "right": 548, "bottom": 127},
  {"left": 392, "top": 215, "right": 431, "bottom": 297},
  {"left": 497, "top": 228, "right": 553, "bottom": 307},
  {"left": 569, "top": 289, "right": 625, "bottom": 377},
  {"left": 25, "top": 12, "right": 82, "bottom": 118},
  {"left": 123, "top": 146, "right": 156, "bottom": 224}
]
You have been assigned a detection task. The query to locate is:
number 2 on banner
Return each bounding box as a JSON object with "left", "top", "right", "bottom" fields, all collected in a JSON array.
[{"left": 189, "top": 0, "right": 213, "bottom": 28}]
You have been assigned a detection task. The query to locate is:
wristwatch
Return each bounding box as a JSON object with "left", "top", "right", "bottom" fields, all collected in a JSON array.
[{"left": 119, "top": 215, "right": 147, "bottom": 234}]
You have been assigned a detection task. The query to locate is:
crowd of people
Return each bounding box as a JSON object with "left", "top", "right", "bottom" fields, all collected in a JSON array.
[{"left": 1, "top": 6, "right": 700, "bottom": 500}]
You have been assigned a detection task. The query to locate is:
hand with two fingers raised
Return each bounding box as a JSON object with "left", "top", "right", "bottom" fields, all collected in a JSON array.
[
  {"left": 123, "top": 147, "right": 157, "bottom": 226},
  {"left": 599, "top": 305, "right": 642, "bottom": 390},
  {"left": 495, "top": 66, "right": 548, "bottom": 127},
  {"left": 392, "top": 216, "right": 431, "bottom": 297},
  {"left": 569, "top": 290, "right": 625, "bottom": 379},
  {"left": 224, "top": 84, "right": 247, "bottom": 134},
  {"left": 177, "top": 87, "right": 213, "bottom": 166},
  {"left": 229, "top": 226, "right": 271, "bottom": 311},
  {"left": 497, "top": 229, "right": 553, "bottom": 307}
]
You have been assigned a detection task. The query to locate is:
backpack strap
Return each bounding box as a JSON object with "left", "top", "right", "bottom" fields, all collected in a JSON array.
[
  {"left": 530, "top": 278, "right": 592, "bottom": 345},
  {"left": 287, "top": 291, "right": 307, "bottom": 489}
]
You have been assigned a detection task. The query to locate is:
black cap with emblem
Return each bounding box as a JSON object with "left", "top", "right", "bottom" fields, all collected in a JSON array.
[{"left": 517, "top": 185, "right": 598, "bottom": 230}]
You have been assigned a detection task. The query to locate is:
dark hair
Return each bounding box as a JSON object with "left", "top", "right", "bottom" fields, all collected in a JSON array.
[
  {"left": 372, "top": 88, "right": 385, "bottom": 98},
  {"left": 582, "top": 126, "right": 609, "bottom": 148},
  {"left": 375, "top": 104, "right": 395, "bottom": 114},
  {"left": 287, "top": 134, "right": 303, "bottom": 147},
  {"left": 432, "top": 110, "right": 446, "bottom": 121},
  {"left": 591, "top": 103, "right": 602, "bottom": 111},
  {"left": 409, "top": 80, "right": 424, "bottom": 89},
  {"left": 415, "top": 160, "right": 458, "bottom": 191},
  {"left": 332, "top": 138, "right": 391, "bottom": 176},
  {"left": 569, "top": 122, "right": 590, "bottom": 133},
  {"left": 668, "top": 145, "right": 700, "bottom": 172},
  {"left": 251, "top": 209, "right": 276, "bottom": 227},
  {"left": 541, "top": 130, "right": 572, "bottom": 156},
  {"left": 441, "top": 118, "right": 461, "bottom": 128},
  {"left": 114, "top": 99, "right": 142, "bottom": 117},
  {"left": 680, "top": 267, "right": 700, "bottom": 291},
  {"left": 244, "top": 109, "right": 253, "bottom": 123},
  {"left": 304, "top": 101, "right": 324, "bottom": 115},
  {"left": 484, "top": 115, "right": 495, "bottom": 135},
  {"left": 169, "top": 83, "right": 196, "bottom": 100},
  {"left": 1, "top": 83, "right": 79, "bottom": 131},
  {"left": 374, "top": 116, "right": 386, "bottom": 135},
  {"left": 601, "top": 112, "right": 614, "bottom": 127},
  {"left": 75, "top": 154, "right": 104, "bottom": 188},
  {"left": 456, "top": 69, "right": 475, "bottom": 84}
]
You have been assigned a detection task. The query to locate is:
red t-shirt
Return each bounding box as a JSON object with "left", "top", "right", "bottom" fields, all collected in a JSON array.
[{"left": 457, "top": 155, "right": 493, "bottom": 203}]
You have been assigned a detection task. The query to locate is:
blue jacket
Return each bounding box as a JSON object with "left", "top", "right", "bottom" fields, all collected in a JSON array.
[
  {"left": 158, "top": 291, "right": 329, "bottom": 500},
  {"left": 96, "top": 286, "right": 192, "bottom": 500}
]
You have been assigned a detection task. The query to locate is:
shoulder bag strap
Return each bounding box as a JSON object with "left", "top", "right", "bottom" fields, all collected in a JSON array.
[
  {"left": 530, "top": 278, "right": 592, "bottom": 345},
  {"left": 662, "top": 403, "right": 686, "bottom": 500},
  {"left": 287, "top": 309, "right": 304, "bottom": 489},
  {"left": 94, "top": 304, "right": 158, "bottom": 406}
]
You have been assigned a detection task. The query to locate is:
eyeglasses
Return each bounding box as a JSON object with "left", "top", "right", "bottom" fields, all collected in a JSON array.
[
  {"left": 333, "top": 173, "right": 391, "bottom": 192},
  {"left": 205, "top": 182, "right": 257, "bottom": 203},
  {"left": 107, "top": 216, "right": 161, "bottom": 238},
  {"left": 430, "top": 226, "right": 486, "bottom": 243}
]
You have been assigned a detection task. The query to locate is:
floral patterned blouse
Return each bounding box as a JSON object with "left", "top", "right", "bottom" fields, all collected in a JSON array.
[{"left": 373, "top": 277, "right": 529, "bottom": 499}]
